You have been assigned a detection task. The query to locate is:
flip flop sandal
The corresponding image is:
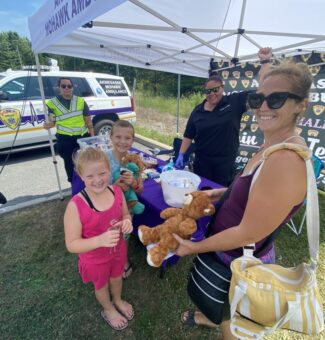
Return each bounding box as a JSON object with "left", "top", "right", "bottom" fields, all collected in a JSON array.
[
  {"left": 100, "top": 310, "right": 128, "bottom": 331},
  {"left": 181, "top": 309, "right": 197, "bottom": 327},
  {"left": 122, "top": 263, "right": 133, "bottom": 280},
  {"left": 114, "top": 304, "right": 135, "bottom": 321}
]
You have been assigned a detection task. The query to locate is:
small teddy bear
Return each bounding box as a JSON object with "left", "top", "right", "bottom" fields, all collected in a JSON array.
[
  {"left": 113, "top": 153, "right": 146, "bottom": 215},
  {"left": 138, "top": 191, "right": 215, "bottom": 267}
]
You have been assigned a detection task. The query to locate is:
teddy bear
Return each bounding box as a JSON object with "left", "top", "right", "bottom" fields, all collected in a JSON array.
[
  {"left": 138, "top": 191, "right": 215, "bottom": 267},
  {"left": 113, "top": 153, "right": 146, "bottom": 215}
]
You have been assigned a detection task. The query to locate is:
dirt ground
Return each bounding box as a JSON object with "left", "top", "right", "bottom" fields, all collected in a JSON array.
[{"left": 136, "top": 107, "right": 188, "bottom": 136}]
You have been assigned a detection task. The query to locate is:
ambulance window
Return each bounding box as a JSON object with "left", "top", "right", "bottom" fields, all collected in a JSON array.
[
  {"left": 0, "top": 76, "right": 41, "bottom": 101},
  {"left": 45, "top": 76, "right": 93, "bottom": 97}
]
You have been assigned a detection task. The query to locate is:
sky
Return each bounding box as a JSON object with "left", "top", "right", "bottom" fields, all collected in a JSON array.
[{"left": 0, "top": 0, "right": 47, "bottom": 39}]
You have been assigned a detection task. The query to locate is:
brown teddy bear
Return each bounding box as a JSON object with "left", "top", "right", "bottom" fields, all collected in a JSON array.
[{"left": 138, "top": 191, "right": 215, "bottom": 267}]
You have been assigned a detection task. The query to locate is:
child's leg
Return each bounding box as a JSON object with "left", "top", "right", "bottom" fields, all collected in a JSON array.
[
  {"left": 110, "top": 277, "right": 134, "bottom": 320},
  {"left": 123, "top": 237, "right": 133, "bottom": 279},
  {"left": 95, "top": 283, "right": 128, "bottom": 329}
]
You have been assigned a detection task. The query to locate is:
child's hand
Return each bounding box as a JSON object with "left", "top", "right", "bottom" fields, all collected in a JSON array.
[
  {"left": 98, "top": 228, "right": 120, "bottom": 248},
  {"left": 116, "top": 218, "right": 133, "bottom": 234},
  {"left": 121, "top": 171, "right": 134, "bottom": 186}
]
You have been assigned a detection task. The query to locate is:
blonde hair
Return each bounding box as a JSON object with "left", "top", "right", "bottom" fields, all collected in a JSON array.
[
  {"left": 74, "top": 147, "right": 110, "bottom": 176},
  {"left": 110, "top": 120, "right": 135, "bottom": 138},
  {"left": 263, "top": 61, "right": 312, "bottom": 99}
]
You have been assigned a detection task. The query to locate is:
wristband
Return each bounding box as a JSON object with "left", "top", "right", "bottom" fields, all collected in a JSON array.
[{"left": 260, "top": 59, "right": 270, "bottom": 64}]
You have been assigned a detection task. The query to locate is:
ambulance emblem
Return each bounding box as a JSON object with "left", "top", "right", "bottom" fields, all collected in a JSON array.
[
  {"left": 233, "top": 71, "right": 240, "bottom": 79},
  {"left": 0, "top": 108, "right": 21, "bottom": 130},
  {"left": 240, "top": 122, "right": 246, "bottom": 131},
  {"left": 229, "top": 80, "right": 237, "bottom": 88},
  {"left": 301, "top": 53, "right": 311, "bottom": 62},
  {"left": 309, "top": 65, "right": 320, "bottom": 76},
  {"left": 250, "top": 123, "right": 259, "bottom": 132},
  {"left": 312, "top": 104, "right": 324, "bottom": 116},
  {"left": 222, "top": 70, "right": 229, "bottom": 79},
  {"left": 308, "top": 129, "right": 319, "bottom": 137},
  {"left": 241, "top": 80, "right": 250, "bottom": 88},
  {"left": 245, "top": 71, "right": 254, "bottom": 78}
]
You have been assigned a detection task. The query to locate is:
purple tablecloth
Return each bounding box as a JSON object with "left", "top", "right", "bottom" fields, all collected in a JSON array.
[{"left": 71, "top": 148, "right": 223, "bottom": 268}]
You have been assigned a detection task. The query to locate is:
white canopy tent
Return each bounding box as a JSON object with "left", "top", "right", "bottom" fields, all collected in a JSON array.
[
  {"left": 28, "top": 0, "right": 325, "bottom": 197},
  {"left": 29, "top": 0, "right": 325, "bottom": 78}
]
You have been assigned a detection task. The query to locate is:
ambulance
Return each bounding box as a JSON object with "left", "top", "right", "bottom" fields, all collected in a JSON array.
[{"left": 0, "top": 68, "right": 136, "bottom": 154}]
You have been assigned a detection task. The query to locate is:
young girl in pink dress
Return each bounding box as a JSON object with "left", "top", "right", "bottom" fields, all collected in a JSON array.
[{"left": 64, "top": 147, "right": 134, "bottom": 331}]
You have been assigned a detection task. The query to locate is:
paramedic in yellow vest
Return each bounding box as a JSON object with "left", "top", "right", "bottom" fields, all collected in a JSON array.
[{"left": 43, "top": 77, "right": 95, "bottom": 183}]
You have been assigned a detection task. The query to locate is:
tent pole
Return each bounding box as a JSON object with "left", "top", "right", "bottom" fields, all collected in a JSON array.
[
  {"left": 35, "top": 53, "right": 64, "bottom": 199},
  {"left": 176, "top": 74, "right": 181, "bottom": 137}
]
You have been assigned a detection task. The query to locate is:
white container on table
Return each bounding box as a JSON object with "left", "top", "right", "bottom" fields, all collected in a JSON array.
[{"left": 160, "top": 170, "right": 201, "bottom": 208}]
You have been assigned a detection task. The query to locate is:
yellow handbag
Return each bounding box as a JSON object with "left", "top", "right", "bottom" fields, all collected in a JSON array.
[{"left": 229, "top": 143, "right": 324, "bottom": 339}]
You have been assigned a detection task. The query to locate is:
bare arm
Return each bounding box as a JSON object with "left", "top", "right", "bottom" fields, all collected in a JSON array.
[
  {"left": 64, "top": 201, "right": 120, "bottom": 253},
  {"left": 179, "top": 137, "right": 193, "bottom": 154},
  {"left": 203, "top": 187, "right": 228, "bottom": 203},
  {"left": 175, "top": 150, "right": 306, "bottom": 256},
  {"left": 84, "top": 115, "right": 95, "bottom": 136},
  {"left": 258, "top": 47, "right": 272, "bottom": 83}
]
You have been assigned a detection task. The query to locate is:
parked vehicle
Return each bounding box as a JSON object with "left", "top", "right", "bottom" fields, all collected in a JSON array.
[{"left": 0, "top": 69, "right": 135, "bottom": 153}]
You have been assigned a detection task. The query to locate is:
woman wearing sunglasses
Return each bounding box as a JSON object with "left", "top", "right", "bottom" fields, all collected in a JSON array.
[
  {"left": 44, "top": 77, "right": 94, "bottom": 183},
  {"left": 175, "top": 48, "right": 272, "bottom": 186},
  {"left": 174, "top": 61, "right": 311, "bottom": 339}
]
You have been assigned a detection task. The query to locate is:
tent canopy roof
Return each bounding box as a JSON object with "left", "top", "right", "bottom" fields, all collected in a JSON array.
[{"left": 29, "top": 0, "right": 325, "bottom": 78}]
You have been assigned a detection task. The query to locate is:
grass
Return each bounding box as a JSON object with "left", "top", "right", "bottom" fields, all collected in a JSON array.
[
  {"left": 136, "top": 91, "right": 204, "bottom": 118},
  {"left": 0, "top": 194, "right": 324, "bottom": 339},
  {"left": 134, "top": 125, "right": 175, "bottom": 146}
]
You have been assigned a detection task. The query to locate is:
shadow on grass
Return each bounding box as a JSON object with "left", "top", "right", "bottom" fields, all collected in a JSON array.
[{"left": 0, "top": 195, "right": 324, "bottom": 339}]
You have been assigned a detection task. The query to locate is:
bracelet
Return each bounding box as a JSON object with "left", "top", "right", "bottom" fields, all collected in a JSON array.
[{"left": 260, "top": 59, "right": 270, "bottom": 64}]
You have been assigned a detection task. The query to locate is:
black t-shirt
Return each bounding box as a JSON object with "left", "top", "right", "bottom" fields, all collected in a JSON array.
[
  {"left": 47, "top": 95, "right": 90, "bottom": 116},
  {"left": 183, "top": 91, "right": 251, "bottom": 163}
]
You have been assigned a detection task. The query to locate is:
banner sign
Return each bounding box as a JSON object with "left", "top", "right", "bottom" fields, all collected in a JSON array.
[{"left": 212, "top": 53, "right": 325, "bottom": 191}]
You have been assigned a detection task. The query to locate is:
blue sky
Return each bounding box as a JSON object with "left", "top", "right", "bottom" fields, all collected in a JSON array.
[{"left": 0, "top": 0, "right": 47, "bottom": 38}]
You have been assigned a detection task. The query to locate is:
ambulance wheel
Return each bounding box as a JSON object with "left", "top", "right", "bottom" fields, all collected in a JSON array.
[{"left": 94, "top": 119, "right": 114, "bottom": 137}]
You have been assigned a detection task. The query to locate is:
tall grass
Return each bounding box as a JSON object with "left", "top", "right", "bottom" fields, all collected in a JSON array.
[{"left": 135, "top": 91, "right": 204, "bottom": 117}]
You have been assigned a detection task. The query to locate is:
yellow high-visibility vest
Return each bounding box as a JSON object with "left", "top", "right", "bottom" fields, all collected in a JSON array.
[{"left": 46, "top": 95, "right": 88, "bottom": 136}]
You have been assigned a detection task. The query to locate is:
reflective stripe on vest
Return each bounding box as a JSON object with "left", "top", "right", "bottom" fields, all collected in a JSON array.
[
  {"left": 57, "top": 125, "right": 88, "bottom": 135},
  {"left": 47, "top": 95, "right": 87, "bottom": 136}
]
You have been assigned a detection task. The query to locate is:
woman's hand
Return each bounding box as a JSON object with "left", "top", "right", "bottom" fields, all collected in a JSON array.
[
  {"left": 173, "top": 233, "right": 197, "bottom": 257},
  {"left": 258, "top": 47, "right": 272, "bottom": 61},
  {"left": 98, "top": 228, "right": 120, "bottom": 248},
  {"left": 117, "top": 218, "right": 133, "bottom": 234},
  {"left": 203, "top": 188, "right": 227, "bottom": 202}
]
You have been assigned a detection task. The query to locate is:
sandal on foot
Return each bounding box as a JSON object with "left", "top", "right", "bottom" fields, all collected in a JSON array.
[
  {"left": 181, "top": 309, "right": 197, "bottom": 327},
  {"left": 122, "top": 264, "right": 133, "bottom": 280},
  {"left": 100, "top": 310, "right": 128, "bottom": 331},
  {"left": 114, "top": 303, "right": 135, "bottom": 321},
  {"left": 181, "top": 310, "right": 218, "bottom": 329}
]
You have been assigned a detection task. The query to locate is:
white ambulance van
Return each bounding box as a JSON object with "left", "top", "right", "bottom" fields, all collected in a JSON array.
[{"left": 0, "top": 69, "right": 136, "bottom": 154}]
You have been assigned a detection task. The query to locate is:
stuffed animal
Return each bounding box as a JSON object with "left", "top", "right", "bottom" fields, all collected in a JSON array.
[
  {"left": 138, "top": 191, "right": 215, "bottom": 267},
  {"left": 113, "top": 153, "right": 146, "bottom": 215}
]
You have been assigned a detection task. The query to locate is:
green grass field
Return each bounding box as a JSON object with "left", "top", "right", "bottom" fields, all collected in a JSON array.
[{"left": 0, "top": 194, "right": 324, "bottom": 339}]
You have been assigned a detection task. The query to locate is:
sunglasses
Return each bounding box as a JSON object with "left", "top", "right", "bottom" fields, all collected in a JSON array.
[
  {"left": 203, "top": 86, "right": 222, "bottom": 95},
  {"left": 248, "top": 92, "right": 303, "bottom": 110},
  {"left": 60, "top": 84, "right": 73, "bottom": 89}
]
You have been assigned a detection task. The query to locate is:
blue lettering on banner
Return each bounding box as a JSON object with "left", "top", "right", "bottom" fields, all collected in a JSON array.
[
  {"left": 72, "top": 0, "right": 92, "bottom": 17},
  {"left": 45, "top": 0, "right": 94, "bottom": 36},
  {"left": 45, "top": 3, "right": 70, "bottom": 36},
  {"left": 54, "top": 0, "right": 65, "bottom": 9}
]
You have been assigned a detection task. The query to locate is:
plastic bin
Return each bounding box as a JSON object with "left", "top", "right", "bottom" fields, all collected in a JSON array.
[
  {"left": 77, "top": 136, "right": 111, "bottom": 152},
  {"left": 160, "top": 170, "right": 201, "bottom": 208}
]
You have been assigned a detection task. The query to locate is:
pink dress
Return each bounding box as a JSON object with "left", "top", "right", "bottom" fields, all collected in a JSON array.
[{"left": 71, "top": 185, "right": 127, "bottom": 289}]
